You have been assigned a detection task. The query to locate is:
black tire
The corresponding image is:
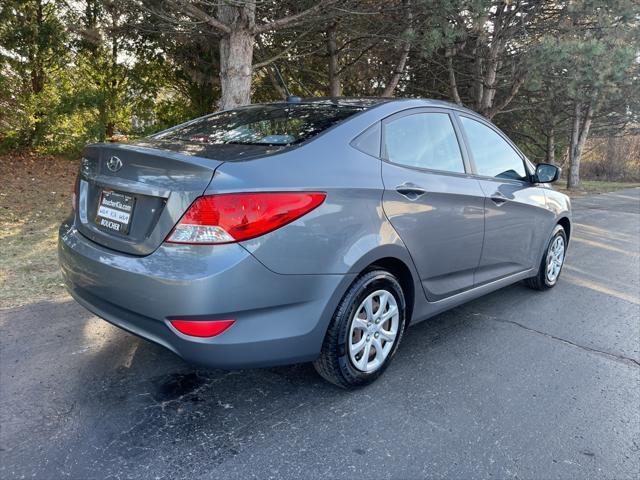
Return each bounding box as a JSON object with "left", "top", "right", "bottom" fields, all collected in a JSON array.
[
  {"left": 525, "top": 224, "right": 567, "bottom": 291},
  {"left": 313, "top": 269, "right": 406, "bottom": 389}
]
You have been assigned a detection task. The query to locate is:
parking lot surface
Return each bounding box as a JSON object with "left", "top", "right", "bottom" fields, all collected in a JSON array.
[{"left": 1, "top": 188, "right": 639, "bottom": 479}]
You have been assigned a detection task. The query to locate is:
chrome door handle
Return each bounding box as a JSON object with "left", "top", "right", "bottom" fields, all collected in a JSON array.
[{"left": 396, "top": 183, "right": 427, "bottom": 199}]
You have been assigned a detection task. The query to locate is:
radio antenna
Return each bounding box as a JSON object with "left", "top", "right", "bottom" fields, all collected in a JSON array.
[{"left": 272, "top": 63, "right": 301, "bottom": 102}]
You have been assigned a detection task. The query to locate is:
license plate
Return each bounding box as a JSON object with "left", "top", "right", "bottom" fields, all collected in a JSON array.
[{"left": 96, "top": 190, "right": 135, "bottom": 234}]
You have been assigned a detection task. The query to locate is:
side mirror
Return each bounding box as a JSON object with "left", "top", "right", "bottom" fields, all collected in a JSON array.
[{"left": 535, "top": 163, "right": 560, "bottom": 183}]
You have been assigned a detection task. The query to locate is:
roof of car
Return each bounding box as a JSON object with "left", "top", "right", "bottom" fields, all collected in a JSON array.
[{"left": 260, "top": 97, "right": 387, "bottom": 108}]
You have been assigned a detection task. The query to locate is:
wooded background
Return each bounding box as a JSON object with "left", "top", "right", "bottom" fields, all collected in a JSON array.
[{"left": 1, "top": 0, "right": 638, "bottom": 188}]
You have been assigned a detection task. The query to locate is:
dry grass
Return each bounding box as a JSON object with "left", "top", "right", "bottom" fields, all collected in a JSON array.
[
  {"left": 555, "top": 180, "right": 640, "bottom": 197},
  {"left": 0, "top": 152, "right": 78, "bottom": 308}
]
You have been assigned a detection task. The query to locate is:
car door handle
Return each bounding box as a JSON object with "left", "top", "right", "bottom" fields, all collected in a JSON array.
[
  {"left": 490, "top": 193, "right": 508, "bottom": 206},
  {"left": 396, "top": 183, "right": 427, "bottom": 199}
]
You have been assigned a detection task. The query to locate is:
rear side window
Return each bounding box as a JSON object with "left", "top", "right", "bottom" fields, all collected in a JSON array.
[
  {"left": 154, "top": 104, "right": 366, "bottom": 146},
  {"left": 383, "top": 113, "right": 465, "bottom": 173},
  {"left": 459, "top": 116, "right": 527, "bottom": 180}
]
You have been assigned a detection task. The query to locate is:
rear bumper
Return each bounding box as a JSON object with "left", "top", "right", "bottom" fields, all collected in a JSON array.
[{"left": 58, "top": 218, "right": 353, "bottom": 368}]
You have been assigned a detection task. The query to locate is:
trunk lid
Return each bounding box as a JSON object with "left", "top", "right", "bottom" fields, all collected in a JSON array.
[{"left": 76, "top": 143, "right": 223, "bottom": 255}]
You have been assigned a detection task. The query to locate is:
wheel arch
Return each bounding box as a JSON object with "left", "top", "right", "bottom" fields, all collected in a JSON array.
[
  {"left": 363, "top": 257, "right": 416, "bottom": 327},
  {"left": 557, "top": 216, "right": 571, "bottom": 242},
  {"left": 348, "top": 245, "right": 421, "bottom": 325}
]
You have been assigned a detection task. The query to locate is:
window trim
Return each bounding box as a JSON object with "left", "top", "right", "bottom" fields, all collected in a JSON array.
[
  {"left": 453, "top": 112, "right": 533, "bottom": 185},
  {"left": 350, "top": 121, "right": 382, "bottom": 158},
  {"left": 379, "top": 107, "right": 472, "bottom": 177}
]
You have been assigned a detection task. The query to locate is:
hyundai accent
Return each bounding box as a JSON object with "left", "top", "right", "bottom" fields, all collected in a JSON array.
[{"left": 59, "top": 98, "right": 571, "bottom": 388}]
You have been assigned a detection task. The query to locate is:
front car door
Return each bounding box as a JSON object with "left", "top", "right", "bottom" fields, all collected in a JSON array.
[
  {"left": 380, "top": 109, "right": 485, "bottom": 301},
  {"left": 455, "top": 113, "right": 554, "bottom": 285}
]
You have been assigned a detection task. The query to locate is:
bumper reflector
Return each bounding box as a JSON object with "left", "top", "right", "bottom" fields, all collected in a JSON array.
[{"left": 169, "top": 319, "right": 235, "bottom": 338}]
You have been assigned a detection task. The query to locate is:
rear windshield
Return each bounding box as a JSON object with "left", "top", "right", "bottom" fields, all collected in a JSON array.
[{"left": 154, "top": 103, "right": 366, "bottom": 146}]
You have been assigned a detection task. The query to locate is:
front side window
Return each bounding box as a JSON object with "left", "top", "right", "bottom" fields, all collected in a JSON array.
[
  {"left": 154, "top": 103, "right": 367, "bottom": 146},
  {"left": 460, "top": 116, "right": 527, "bottom": 181},
  {"left": 383, "top": 113, "right": 465, "bottom": 173}
]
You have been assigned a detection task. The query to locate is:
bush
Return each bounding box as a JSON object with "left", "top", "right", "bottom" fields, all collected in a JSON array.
[{"left": 581, "top": 136, "right": 640, "bottom": 182}]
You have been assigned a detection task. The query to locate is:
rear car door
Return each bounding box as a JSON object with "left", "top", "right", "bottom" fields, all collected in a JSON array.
[
  {"left": 455, "top": 114, "right": 552, "bottom": 285},
  {"left": 381, "top": 109, "right": 485, "bottom": 300}
]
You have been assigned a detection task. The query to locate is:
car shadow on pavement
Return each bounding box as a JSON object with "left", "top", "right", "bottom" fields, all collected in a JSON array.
[{"left": 0, "top": 293, "right": 478, "bottom": 475}]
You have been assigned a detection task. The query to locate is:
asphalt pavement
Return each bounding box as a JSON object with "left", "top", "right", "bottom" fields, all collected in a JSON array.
[{"left": 1, "top": 188, "right": 639, "bottom": 480}]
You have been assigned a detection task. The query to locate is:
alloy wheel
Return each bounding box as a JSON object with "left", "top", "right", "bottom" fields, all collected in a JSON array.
[
  {"left": 546, "top": 235, "right": 565, "bottom": 283},
  {"left": 348, "top": 289, "right": 400, "bottom": 373}
]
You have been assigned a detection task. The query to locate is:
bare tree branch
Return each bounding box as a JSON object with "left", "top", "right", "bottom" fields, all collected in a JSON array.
[
  {"left": 166, "top": 1, "right": 231, "bottom": 35},
  {"left": 254, "top": 1, "right": 337, "bottom": 34},
  {"left": 487, "top": 68, "right": 526, "bottom": 119},
  {"left": 252, "top": 31, "right": 312, "bottom": 69}
]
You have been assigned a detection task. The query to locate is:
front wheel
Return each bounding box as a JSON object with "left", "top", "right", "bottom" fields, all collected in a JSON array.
[
  {"left": 313, "top": 270, "right": 406, "bottom": 389},
  {"left": 525, "top": 225, "right": 567, "bottom": 291}
]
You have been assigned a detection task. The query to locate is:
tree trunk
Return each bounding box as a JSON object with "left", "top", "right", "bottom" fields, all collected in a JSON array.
[
  {"left": 382, "top": 0, "right": 412, "bottom": 97},
  {"left": 106, "top": 20, "right": 118, "bottom": 140},
  {"left": 560, "top": 145, "right": 570, "bottom": 170},
  {"left": 447, "top": 55, "right": 462, "bottom": 105},
  {"left": 472, "top": 35, "right": 484, "bottom": 109},
  {"left": 97, "top": 102, "right": 108, "bottom": 142},
  {"left": 218, "top": 1, "right": 256, "bottom": 110},
  {"left": 29, "top": 0, "right": 46, "bottom": 145},
  {"left": 178, "top": 0, "right": 336, "bottom": 110},
  {"left": 477, "top": 12, "right": 506, "bottom": 117},
  {"left": 478, "top": 42, "right": 501, "bottom": 115},
  {"left": 567, "top": 102, "right": 582, "bottom": 189},
  {"left": 219, "top": 28, "right": 254, "bottom": 109},
  {"left": 30, "top": 0, "right": 45, "bottom": 95},
  {"left": 381, "top": 41, "right": 410, "bottom": 97},
  {"left": 327, "top": 22, "right": 341, "bottom": 97},
  {"left": 567, "top": 101, "right": 594, "bottom": 189},
  {"left": 546, "top": 124, "right": 555, "bottom": 165},
  {"left": 472, "top": 8, "right": 526, "bottom": 119}
]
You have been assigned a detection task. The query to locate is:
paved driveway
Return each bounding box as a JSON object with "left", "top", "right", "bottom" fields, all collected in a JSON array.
[{"left": 1, "top": 188, "right": 639, "bottom": 480}]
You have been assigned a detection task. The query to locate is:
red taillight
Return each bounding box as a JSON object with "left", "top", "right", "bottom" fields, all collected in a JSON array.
[
  {"left": 169, "top": 319, "right": 235, "bottom": 337},
  {"left": 166, "top": 192, "right": 326, "bottom": 244}
]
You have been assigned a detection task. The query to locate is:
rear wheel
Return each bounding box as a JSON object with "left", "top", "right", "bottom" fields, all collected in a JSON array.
[
  {"left": 313, "top": 270, "right": 406, "bottom": 388},
  {"left": 525, "top": 225, "right": 567, "bottom": 291}
]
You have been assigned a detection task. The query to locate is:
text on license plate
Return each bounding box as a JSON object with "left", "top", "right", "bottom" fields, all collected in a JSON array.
[
  {"left": 97, "top": 205, "right": 130, "bottom": 224},
  {"left": 96, "top": 190, "right": 135, "bottom": 234}
]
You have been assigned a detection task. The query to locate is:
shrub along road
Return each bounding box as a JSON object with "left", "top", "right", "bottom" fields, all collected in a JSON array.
[{"left": 1, "top": 189, "right": 639, "bottom": 480}]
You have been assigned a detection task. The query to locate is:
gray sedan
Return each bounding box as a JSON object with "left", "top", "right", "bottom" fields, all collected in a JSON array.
[{"left": 59, "top": 98, "right": 571, "bottom": 388}]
